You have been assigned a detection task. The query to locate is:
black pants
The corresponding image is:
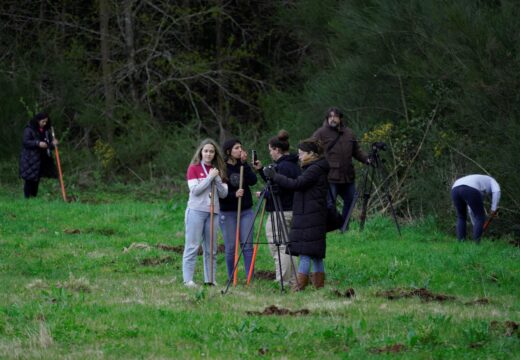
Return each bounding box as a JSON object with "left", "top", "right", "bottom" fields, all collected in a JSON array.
[{"left": 24, "top": 179, "right": 40, "bottom": 198}]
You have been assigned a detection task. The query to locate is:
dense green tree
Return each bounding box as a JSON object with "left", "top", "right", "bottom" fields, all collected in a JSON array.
[{"left": 264, "top": 0, "right": 520, "bottom": 233}]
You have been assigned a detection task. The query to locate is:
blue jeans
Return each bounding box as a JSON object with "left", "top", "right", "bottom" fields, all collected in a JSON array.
[
  {"left": 328, "top": 182, "right": 356, "bottom": 223},
  {"left": 219, "top": 208, "right": 254, "bottom": 280},
  {"left": 451, "top": 185, "right": 485, "bottom": 242},
  {"left": 182, "top": 208, "right": 218, "bottom": 283},
  {"left": 298, "top": 255, "right": 324, "bottom": 274}
]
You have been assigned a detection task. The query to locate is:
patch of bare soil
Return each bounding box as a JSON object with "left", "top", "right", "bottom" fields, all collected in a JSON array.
[
  {"left": 464, "top": 298, "right": 490, "bottom": 306},
  {"left": 85, "top": 227, "right": 116, "bottom": 236},
  {"left": 66, "top": 195, "right": 78, "bottom": 202},
  {"left": 491, "top": 320, "right": 519, "bottom": 337},
  {"left": 258, "top": 348, "right": 268, "bottom": 355},
  {"left": 246, "top": 305, "right": 310, "bottom": 316},
  {"left": 156, "top": 243, "right": 226, "bottom": 255},
  {"left": 140, "top": 256, "right": 173, "bottom": 266},
  {"left": 333, "top": 288, "right": 356, "bottom": 298},
  {"left": 156, "top": 243, "right": 184, "bottom": 253},
  {"left": 376, "top": 288, "right": 455, "bottom": 302},
  {"left": 369, "top": 344, "right": 406, "bottom": 354},
  {"left": 254, "top": 270, "right": 276, "bottom": 280},
  {"left": 63, "top": 228, "right": 81, "bottom": 234}
]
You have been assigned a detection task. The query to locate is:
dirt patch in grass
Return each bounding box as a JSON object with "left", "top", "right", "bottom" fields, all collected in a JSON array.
[
  {"left": 140, "top": 256, "right": 173, "bottom": 266},
  {"left": 63, "top": 228, "right": 81, "bottom": 234},
  {"left": 254, "top": 270, "right": 276, "bottom": 280},
  {"left": 369, "top": 344, "right": 406, "bottom": 354},
  {"left": 84, "top": 227, "right": 117, "bottom": 236},
  {"left": 246, "top": 305, "right": 310, "bottom": 316},
  {"left": 157, "top": 243, "right": 184, "bottom": 253},
  {"left": 376, "top": 288, "right": 455, "bottom": 302},
  {"left": 156, "top": 243, "right": 225, "bottom": 255},
  {"left": 333, "top": 288, "right": 356, "bottom": 298},
  {"left": 465, "top": 298, "right": 490, "bottom": 306},
  {"left": 491, "top": 320, "right": 519, "bottom": 337}
]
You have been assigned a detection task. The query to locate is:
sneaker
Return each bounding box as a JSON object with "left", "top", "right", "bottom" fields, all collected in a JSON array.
[
  {"left": 184, "top": 280, "right": 198, "bottom": 288},
  {"left": 204, "top": 281, "right": 218, "bottom": 286}
]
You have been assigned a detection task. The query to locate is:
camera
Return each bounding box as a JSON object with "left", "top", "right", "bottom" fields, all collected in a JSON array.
[
  {"left": 263, "top": 163, "right": 278, "bottom": 179},
  {"left": 371, "top": 142, "right": 387, "bottom": 151}
]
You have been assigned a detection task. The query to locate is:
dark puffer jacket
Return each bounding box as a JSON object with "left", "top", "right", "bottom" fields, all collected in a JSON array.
[
  {"left": 19, "top": 118, "right": 57, "bottom": 181},
  {"left": 272, "top": 157, "right": 329, "bottom": 258}
]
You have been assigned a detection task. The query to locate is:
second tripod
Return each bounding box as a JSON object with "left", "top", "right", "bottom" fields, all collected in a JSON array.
[{"left": 342, "top": 142, "right": 401, "bottom": 235}]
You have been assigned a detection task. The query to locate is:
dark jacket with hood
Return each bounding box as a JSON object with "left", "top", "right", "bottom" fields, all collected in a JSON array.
[
  {"left": 312, "top": 120, "right": 368, "bottom": 184},
  {"left": 19, "top": 116, "right": 57, "bottom": 181},
  {"left": 219, "top": 160, "right": 257, "bottom": 211},
  {"left": 272, "top": 157, "right": 329, "bottom": 258},
  {"left": 259, "top": 153, "right": 301, "bottom": 212}
]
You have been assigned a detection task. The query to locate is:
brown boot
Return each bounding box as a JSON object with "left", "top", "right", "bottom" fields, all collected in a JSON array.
[
  {"left": 292, "top": 273, "right": 309, "bottom": 292},
  {"left": 311, "top": 272, "right": 325, "bottom": 289}
]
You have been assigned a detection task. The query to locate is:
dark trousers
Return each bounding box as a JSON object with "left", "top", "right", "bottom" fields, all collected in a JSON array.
[
  {"left": 451, "top": 185, "right": 485, "bottom": 242},
  {"left": 24, "top": 179, "right": 40, "bottom": 198},
  {"left": 327, "top": 182, "right": 356, "bottom": 222}
]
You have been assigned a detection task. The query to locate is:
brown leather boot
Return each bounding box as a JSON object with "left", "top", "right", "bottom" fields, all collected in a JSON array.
[
  {"left": 311, "top": 272, "right": 325, "bottom": 289},
  {"left": 292, "top": 273, "right": 309, "bottom": 291}
]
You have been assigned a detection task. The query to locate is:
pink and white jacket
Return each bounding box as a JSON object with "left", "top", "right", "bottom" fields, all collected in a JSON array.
[{"left": 186, "top": 163, "right": 228, "bottom": 213}]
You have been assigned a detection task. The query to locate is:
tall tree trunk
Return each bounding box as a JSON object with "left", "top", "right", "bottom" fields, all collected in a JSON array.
[
  {"left": 215, "top": 0, "right": 227, "bottom": 145},
  {"left": 123, "top": 0, "right": 138, "bottom": 104},
  {"left": 99, "top": 0, "right": 114, "bottom": 141}
]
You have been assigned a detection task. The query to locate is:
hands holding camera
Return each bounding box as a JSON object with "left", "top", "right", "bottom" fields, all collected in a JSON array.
[{"left": 263, "top": 164, "right": 277, "bottom": 179}]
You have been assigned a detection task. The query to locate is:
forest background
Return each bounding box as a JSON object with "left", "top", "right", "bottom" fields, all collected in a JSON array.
[{"left": 1, "top": 0, "right": 519, "bottom": 237}]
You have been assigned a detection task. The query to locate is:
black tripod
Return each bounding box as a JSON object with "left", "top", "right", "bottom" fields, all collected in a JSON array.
[
  {"left": 222, "top": 179, "right": 299, "bottom": 294},
  {"left": 343, "top": 142, "right": 401, "bottom": 235}
]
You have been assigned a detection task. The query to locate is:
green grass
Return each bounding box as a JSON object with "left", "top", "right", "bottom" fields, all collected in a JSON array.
[{"left": 1, "top": 185, "right": 519, "bottom": 359}]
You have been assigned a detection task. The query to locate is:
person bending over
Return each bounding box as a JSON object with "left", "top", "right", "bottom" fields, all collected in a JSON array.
[{"left": 451, "top": 174, "right": 500, "bottom": 243}]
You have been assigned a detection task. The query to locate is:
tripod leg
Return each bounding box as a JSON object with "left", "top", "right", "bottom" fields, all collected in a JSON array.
[
  {"left": 359, "top": 165, "right": 373, "bottom": 232},
  {"left": 341, "top": 191, "right": 358, "bottom": 233},
  {"left": 276, "top": 244, "right": 285, "bottom": 291},
  {"left": 247, "top": 200, "right": 267, "bottom": 285}
]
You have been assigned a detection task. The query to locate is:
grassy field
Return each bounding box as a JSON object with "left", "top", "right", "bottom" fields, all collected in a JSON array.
[{"left": 0, "top": 183, "right": 519, "bottom": 359}]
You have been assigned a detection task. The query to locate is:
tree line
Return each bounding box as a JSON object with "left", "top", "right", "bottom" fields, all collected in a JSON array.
[{"left": 1, "top": 0, "right": 519, "bottom": 235}]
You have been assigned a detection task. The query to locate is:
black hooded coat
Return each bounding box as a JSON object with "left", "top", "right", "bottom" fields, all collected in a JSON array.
[
  {"left": 272, "top": 157, "right": 330, "bottom": 259},
  {"left": 19, "top": 117, "right": 57, "bottom": 181}
]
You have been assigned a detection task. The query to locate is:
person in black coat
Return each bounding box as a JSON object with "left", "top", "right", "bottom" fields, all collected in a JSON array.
[
  {"left": 219, "top": 138, "right": 258, "bottom": 281},
  {"left": 264, "top": 138, "right": 330, "bottom": 290},
  {"left": 19, "top": 112, "right": 58, "bottom": 198}
]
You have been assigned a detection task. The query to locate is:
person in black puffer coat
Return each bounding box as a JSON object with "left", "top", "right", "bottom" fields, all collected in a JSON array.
[
  {"left": 265, "top": 138, "right": 330, "bottom": 291},
  {"left": 19, "top": 112, "right": 58, "bottom": 198}
]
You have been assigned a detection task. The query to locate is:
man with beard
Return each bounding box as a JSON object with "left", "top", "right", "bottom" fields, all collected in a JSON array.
[{"left": 312, "top": 107, "right": 370, "bottom": 227}]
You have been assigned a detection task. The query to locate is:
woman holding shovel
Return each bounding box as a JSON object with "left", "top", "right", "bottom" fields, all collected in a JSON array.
[
  {"left": 219, "top": 139, "right": 258, "bottom": 282},
  {"left": 19, "top": 112, "right": 58, "bottom": 198},
  {"left": 183, "top": 139, "right": 228, "bottom": 287}
]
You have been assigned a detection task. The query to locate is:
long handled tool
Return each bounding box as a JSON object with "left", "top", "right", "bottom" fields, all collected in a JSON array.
[
  {"left": 233, "top": 166, "right": 244, "bottom": 286},
  {"left": 51, "top": 127, "right": 67, "bottom": 202},
  {"left": 209, "top": 182, "right": 216, "bottom": 284},
  {"left": 483, "top": 210, "right": 498, "bottom": 233},
  {"left": 247, "top": 198, "right": 267, "bottom": 286}
]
